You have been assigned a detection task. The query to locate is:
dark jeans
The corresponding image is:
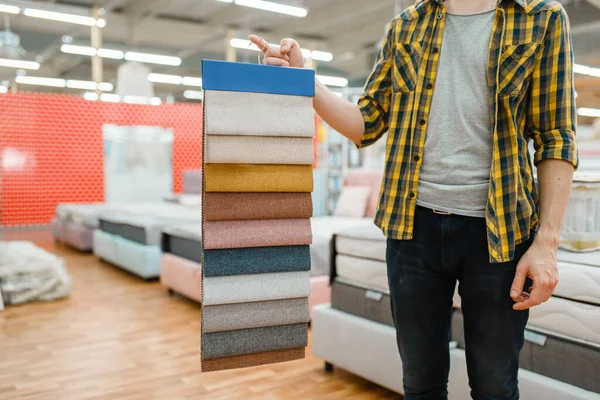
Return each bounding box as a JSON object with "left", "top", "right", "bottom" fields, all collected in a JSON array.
[{"left": 386, "top": 206, "right": 533, "bottom": 400}]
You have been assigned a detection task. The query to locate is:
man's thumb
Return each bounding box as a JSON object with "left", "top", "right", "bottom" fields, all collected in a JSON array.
[{"left": 510, "top": 265, "right": 527, "bottom": 300}]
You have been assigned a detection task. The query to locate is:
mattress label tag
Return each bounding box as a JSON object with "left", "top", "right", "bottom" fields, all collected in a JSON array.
[
  {"left": 524, "top": 330, "right": 547, "bottom": 346},
  {"left": 365, "top": 290, "right": 383, "bottom": 302}
]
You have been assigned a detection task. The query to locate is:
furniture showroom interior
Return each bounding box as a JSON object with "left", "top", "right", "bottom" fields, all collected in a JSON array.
[{"left": 0, "top": 0, "right": 599, "bottom": 399}]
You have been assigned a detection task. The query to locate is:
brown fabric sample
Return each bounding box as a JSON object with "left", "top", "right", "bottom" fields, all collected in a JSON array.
[
  {"left": 201, "top": 347, "right": 305, "bottom": 372},
  {"left": 203, "top": 218, "right": 312, "bottom": 250},
  {"left": 204, "top": 164, "right": 313, "bottom": 193},
  {"left": 204, "top": 192, "right": 313, "bottom": 221}
]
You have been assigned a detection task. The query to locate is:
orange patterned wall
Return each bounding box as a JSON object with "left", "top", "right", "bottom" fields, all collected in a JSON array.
[{"left": 0, "top": 92, "right": 203, "bottom": 227}]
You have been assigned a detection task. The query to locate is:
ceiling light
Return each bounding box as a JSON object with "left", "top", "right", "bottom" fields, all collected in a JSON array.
[
  {"left": 184, "top": 90, "right": 204, "bottom": 100},
  {"left": 0, "top": 4, "right": 20, "bottom": 14},
  {"left": 23, "top": 8, "right": 103, "bottom": 27},
  {"left": 0, "top": 86, "right": 8, "bottom": 93},
  {"left": 182, "top": 76, "right": 202, "bottom": 87},
  {"left": 230, "top": 38, "right": 332, "bottom": 62},
  {"left": 311, "top": 50, "right": 333, "bottom": 62},
  {"left": 124, "top": 51, "right": 181, "bottom": 66},
  {"left": 0, "top": 58, "right": 40, "bottom": 70},
  {"left": 316, "top": 75, "right": 348, "bottom": 87},
  {"left": 96, "top": 18, "right": 106, "bottom": 28},
  {"left": 578, "top": 107, "right": 600, "bottom": 118},
  {"left": 232, "top": 0, "right": 307, "bottom": 17},
  {"left": 100, "top": 93, "right": 120, "bottom": 102},
  {"left": 123, "top": 95, "right": 162, "bottom": 105},
  {"left": 16, "top": 76, "right": 66, "bottom": 88},
  {"left": 148, "top": 73, "right": 182, "bottom": 85},
  {"left": 97, "top": 48, "right": 124, "bottom": 59},
  {"left": 66, "top": 79, "right": 113, "bottom": 91},
  {"left": 83, "top": 92, "right": 98, "bottom": 101},
  {"left": 61, "top": 44, "right": 96, "bottom": 57},
  {"left": 574, "top": 63, "right": 600, "bottom": 78}
]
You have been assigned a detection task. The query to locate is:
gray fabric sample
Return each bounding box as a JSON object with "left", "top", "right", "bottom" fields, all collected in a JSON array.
[
  {"left": 203, "top": 298, "right": 310, "bottom": 333},
  {"left": 202, "top": 271, "right": 311, "bottom": 306},
  {"left": 331, "top": 279, "right": 393, "bottom": 327},
  {"left": 417, "top": 11, "right": 495, "bottom": 218},
  {"left": 203, "top": 246, "right": 311, "bottom": 277},
  {"left": 201, "top": 323, "right": 308, "bottom": 359},
  {"left": 205, "top": 90, "right": 314, "bottom": 138}
]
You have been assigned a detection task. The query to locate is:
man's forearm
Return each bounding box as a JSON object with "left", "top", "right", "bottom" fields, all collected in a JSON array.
[
  {"left": 535, "top": 159, "right": 575, "bottom": 248},
  {"left": 314, "top": 80, "right": 365, "bottom": 145}
]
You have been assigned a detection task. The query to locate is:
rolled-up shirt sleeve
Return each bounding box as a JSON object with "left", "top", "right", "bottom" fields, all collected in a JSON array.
[
  {"left": 356, "top": 22, "right": 395, "bottom": 149},
  {"left": 527, "top": 6, "right": 578, "bottom": 169}
]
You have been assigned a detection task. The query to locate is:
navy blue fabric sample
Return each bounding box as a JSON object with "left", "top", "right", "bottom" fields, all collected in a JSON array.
[
  {"left": 203, "top": 245, "right": 311, "bottom": 277},
  {"left": 201, "top": 60, "right": 315, "bottom": 97}
]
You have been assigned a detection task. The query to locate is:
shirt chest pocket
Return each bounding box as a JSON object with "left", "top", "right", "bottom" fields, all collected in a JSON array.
[
  {"left": 393, "top": 42, "right": 423, "bottom": 93},
  {"left": 498, "top": 42, "right": 540, "bottom": 96}
]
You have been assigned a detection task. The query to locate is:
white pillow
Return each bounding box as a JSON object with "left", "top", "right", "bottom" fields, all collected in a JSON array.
[{"left": 333, "top": 186, "right": 371, "bottom": 218}]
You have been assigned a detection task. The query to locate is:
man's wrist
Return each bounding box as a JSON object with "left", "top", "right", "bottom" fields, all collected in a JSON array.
[{"left": 534, "top": 227, "right": 561, "bottom": 249}]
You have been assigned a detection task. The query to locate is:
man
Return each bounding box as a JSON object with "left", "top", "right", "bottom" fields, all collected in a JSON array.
[{"left": 250, "top": 0, "right": 577, "bottom": 398}]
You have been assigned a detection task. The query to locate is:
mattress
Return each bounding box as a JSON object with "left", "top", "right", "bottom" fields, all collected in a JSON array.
[
  {"left": 451, "top": 309, "right": 600, "bottom": 394},
  {"left": 163, "top": 193, "right": 202, "bottom": 207},
  {"left": 554, "top": 261, "right": 600, "bottom": 306},
  {"left": 99, "top": 206, "right": 202, "bottom": 246},
  {"left": 202, "top": 271, "right": 311, "bottom": 306},
  {"left": 331, "top": 278, "right": 393, "bottom": 326},
  {"left": 335, "top": 254, "right": 388, "bottom": 293},
  {"left": 528, "top": 296, "right": 600, "bottom": 346},
  {"left": 160, "top": 253, "right": 202, "bottom": 303},
  {"left": 93, "top": 230, "right": 162, "bottom": 279},
  {"left": 558, "top": 249, "right": 600, "bottom": 268},
  {"left": 335, "top": 223, "right": 386, "bottom": 262},
  {"left": 161, "top": 224, "right": 202, "bottom": 263},
  {"left": 313, "top": 304, "right": 600, "bottom": 400},
  {"left": 310, "top": 216, "right": 374, "bottom": 278},
  {"left": 56, "top": 203, "right": 114, "bottom": 228}
]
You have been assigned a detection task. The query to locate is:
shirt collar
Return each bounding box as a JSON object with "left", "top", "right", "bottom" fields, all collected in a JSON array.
[{"left": 432, "top": 0, "right": 528, "bottom": 8}]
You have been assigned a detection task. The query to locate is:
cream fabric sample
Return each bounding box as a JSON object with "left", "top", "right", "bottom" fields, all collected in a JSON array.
[{"left": 206, "top": 135, "right": 314, "bottom": 165}]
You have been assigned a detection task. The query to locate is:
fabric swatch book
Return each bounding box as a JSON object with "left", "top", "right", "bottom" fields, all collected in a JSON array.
[{"left": 201, "top": 60, "right": 315, "bottom": 372}]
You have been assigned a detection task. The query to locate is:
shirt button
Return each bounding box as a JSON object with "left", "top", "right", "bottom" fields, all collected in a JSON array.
[
  {"left": 426, "top": 83, "right": 433, "bottom": 90},
  {"left": 437, "top": 13, "right": 443, "bottom": 20},
  {"left": 433, "top": 47, "right": 439, "bottom": 54},
  {"left": 419, "top": 119, "right": 426, "bottom": 125},
  {"left": 413, "top": 155, "right": 420, "bottom": 162},
  {"left": 409, "top": 192, "right": 416, "bottom": 199}
]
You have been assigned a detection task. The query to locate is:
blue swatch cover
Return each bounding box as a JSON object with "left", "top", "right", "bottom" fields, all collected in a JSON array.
[{"left": 201, "top": 60, "right": 315, "bottom": 97}]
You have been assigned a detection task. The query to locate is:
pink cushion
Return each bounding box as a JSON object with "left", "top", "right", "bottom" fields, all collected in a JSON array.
[
  {"left": 309, "top": 276, "right": 331, "bottom": 317},
  {"left": 333, "top": 186, "right": 371, "bottom": 217},
  {"left": 344, "top": 169, "right": 384, "bottom": 217},
  {"left": 160, "top": 254, "right": 202, "bottom": 303}
]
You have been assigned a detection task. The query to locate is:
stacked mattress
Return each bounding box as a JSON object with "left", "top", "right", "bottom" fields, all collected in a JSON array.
[
  {"left": 160, "top": 224, "right": 202, "bottom": 303},
  {"left": 451, "top": 254, "right": 600, "bottom": 395},
  {"left": 560, "top": 173, "right": 600, "bottom": 252},
  {"left": 93, "top": 203, "right": 202, "bottom": 279},
  {"left": 200, "top": 60, "right": 314, "bottom": 372},
  {"left": 52, "top": 203, "right": 117, "bottom": 251},
  {"left": 330, "top": 224, "right": 391, "bottom": 325}
]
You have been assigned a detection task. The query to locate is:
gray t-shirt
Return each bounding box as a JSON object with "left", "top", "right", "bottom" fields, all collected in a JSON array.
[{"left": 416, "top": 10, "right": 495, "bottom": 218}]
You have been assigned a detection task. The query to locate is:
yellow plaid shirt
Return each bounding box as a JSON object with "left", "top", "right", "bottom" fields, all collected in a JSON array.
[{"left": 358, "top": 0, "right": 578, "bottom": 263}]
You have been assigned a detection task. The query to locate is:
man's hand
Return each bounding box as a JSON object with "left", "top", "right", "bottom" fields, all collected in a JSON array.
[
  {"left": 248, "top": 35, "right": 305, "bottom": 68},
  {"left": 510, "top": 239, "right": 559, "bottom": 311}
]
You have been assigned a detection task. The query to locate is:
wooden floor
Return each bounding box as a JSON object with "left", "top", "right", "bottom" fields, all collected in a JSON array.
[{"left": 0, "top": 230, "right": 402, "bottom": 400}]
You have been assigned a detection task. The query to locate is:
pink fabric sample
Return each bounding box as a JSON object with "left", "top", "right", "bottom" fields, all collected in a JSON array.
[{"left": 203, "top": 219, "right": 313, "bottom": 250}]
